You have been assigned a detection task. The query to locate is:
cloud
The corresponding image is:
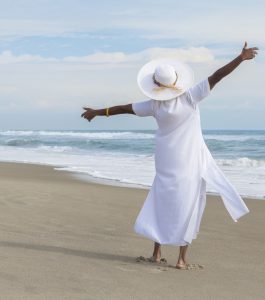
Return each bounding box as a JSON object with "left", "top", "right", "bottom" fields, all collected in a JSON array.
[
  {"left": 0, "top": 0, "right": 263, "bottom": 129},
  {"left": 0, "top": 0, "right": 264, "bottom": 59},
  {"left": 0, "top": 49, "right": 263, "bottom": 130},
  {"left": 0, "top": 47, "right": 215, "bottom": 116},
  {"left": 0, "top": 51, "right": 57, "bottom": 64},
  {"left": 129, "top": 47, "right": 215, "bottom": 63},
  {"left": 0, "top": 47, "right": 214, "bottom": 65}
]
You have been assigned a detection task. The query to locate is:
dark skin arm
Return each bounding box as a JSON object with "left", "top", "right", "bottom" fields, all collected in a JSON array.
[
  {"left": 208, "top": 42, "right": 259, "bottom": 89},
  {"left": 81, "top": 104, "right": 134, "bottom": 122},
  {"left": 82, "top": 42, "right": 259, "bottom": 121}
]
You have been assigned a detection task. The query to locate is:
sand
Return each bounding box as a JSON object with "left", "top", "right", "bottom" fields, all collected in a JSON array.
[{"left": 0, "top": 162, "right": 264, "bottom": 300}]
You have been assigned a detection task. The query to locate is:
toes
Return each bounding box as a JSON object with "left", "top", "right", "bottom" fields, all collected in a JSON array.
[{"left": 147, "top": 256, "right": 160, "bottom": 263}]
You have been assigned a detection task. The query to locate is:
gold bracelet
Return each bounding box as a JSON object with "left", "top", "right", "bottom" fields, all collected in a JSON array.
[{"left": 106, "top": 107, "right": 110, "bottom": 117}]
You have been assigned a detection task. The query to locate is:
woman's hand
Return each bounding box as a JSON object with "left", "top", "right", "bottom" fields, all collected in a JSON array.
[
  {"left": 81, "top": 107, "right": 97, "bottom": 122},
  {"left": 240, "top": 42, "right": 259, "bottom": 61},
  {"left": 208, "top": 42, "right": 259, "bottom": 89}
]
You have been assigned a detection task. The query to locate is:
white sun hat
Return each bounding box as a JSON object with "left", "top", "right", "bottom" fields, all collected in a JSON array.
[{"left": 137, "top": 58, "right": 194, "bottom": 101}]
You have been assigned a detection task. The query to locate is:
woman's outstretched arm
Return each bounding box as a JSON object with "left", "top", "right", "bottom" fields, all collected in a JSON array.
[
  {"left": 208, "top": 42, "right": 259, "bottom": 90},
  {"left": 81, "top": 104, "right": 134, "bottom": 122}
]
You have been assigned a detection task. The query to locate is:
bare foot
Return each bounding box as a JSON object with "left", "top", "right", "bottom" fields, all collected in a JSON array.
[
  {"left": 150, "top": 256, "right": 160, "bottom": 263},
  {"left": 152, "top": 245, "right": 161, "bottom": 262},
  {"left": 176, "top": 262, "right": 188, "bottom": 270},
  {"left": 148, "top": 256, "right": 167, "bottom": 263},
  {"left": 151, "top": 248, "right": 167, "bottom": 263},
  {"left": 176, "top": 258, "right": 187, "bottom": 270}
]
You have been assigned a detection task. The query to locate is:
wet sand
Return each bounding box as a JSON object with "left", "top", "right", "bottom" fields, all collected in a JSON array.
[{"left": 0, "top": 162, "right": 264, "bottom": 299}]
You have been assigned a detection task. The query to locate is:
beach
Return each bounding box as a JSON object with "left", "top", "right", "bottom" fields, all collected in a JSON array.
[{"left": 0, "top": 162, "right": 264, "bottom": 300}]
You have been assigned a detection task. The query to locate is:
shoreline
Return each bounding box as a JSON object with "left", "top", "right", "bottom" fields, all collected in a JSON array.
[
  {"left": 0, "top": 128, "right": 264, "bottom": 200},
  {"left": 1, "top": 160, "right": 264, "bottom": 200}
]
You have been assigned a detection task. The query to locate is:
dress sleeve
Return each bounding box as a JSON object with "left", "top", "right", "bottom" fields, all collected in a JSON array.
[
  {"left": 132, "top": 99, "right": 155, "bottom": 117},
  {"left": 187, "top": 78, "right": 211, "bottom": 105}
]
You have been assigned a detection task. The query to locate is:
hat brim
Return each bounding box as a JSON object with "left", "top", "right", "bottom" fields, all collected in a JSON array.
[{"left": 137, "top": 58, "right": 194, "bottom": 101}]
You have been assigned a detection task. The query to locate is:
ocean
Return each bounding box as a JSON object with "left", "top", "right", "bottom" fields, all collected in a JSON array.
[{"left": 0, "top": 129, "right": 264, "bottom": 199}]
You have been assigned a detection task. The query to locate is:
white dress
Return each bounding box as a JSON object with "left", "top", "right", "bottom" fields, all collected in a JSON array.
[{"left": 132, "top": 79, "right": 249, "bottom": 246}]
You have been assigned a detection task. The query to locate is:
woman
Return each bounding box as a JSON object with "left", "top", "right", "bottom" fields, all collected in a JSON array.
[{"left": 81, "top": 42, "right": 258, "bottom": 270}]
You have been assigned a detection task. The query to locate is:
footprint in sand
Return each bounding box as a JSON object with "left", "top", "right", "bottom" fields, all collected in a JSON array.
[
  {"left": 136, "top": 256, "right": 168, "bottom": 265},
  {"left": 136, "top": 256, "right": 204, "bottom": 271}
]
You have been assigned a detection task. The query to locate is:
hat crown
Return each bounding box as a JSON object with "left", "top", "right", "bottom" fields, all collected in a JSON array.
[
  {"left": 154, "top": 64, "right": 176, "bottom": 86},
  {"left": 137, "top": 58, "right": 194, "bottom": 101}
]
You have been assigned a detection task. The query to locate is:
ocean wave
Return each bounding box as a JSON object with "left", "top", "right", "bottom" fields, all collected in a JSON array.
[
  {"left": 0, "top": 130, "right": 154, "bottom": 140},
  {"left": 38, "top": 131, "right": 154, "bottom": 139},
  {"left": 1, "top": 130, "right": 265, "bottom": 142},
  {"left": 204, "top": 135, "right": 265, "bottom": 142},
  {"left": 5, "top": 138, "right": 41, "bottom": 147},
  {"left": 0, "top": 130, "right": 35, "bottom": 136},
  {"left": 3, "top": 139, "right": 74, "bottom": 151},
  {"left": 0, "top": 145, "right": 264, "bottom": 198},
  {"left": 37, "top": 145, "right": 74, "bottom": 153},
  {"left": 217, "top": 157, "right": 265, "bottom": 168}
]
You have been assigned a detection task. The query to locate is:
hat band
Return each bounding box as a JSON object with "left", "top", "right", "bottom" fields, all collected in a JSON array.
[{"left": 152, "top": 72, "right": 182, "bottom": 92}]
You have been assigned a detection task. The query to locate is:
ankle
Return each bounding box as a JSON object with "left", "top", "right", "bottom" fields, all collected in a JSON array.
[
  {"left": 153, "top": 244, "right": 161, "bottom": 258},
  {"left": 153, "top": 251, "right": 161, "bottom": 259},
  {"left": 177, "top": 258, "right": 186, "bottom": 266}
]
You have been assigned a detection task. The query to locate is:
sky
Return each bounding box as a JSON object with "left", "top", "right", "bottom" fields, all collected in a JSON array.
[{"left": 0, "top": 0, "right": 264, "bottom": 130}]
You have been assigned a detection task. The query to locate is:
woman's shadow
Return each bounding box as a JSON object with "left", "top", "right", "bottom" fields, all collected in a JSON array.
[{"left": 0, "top": 240, "right": 136, "bottom": 264}]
